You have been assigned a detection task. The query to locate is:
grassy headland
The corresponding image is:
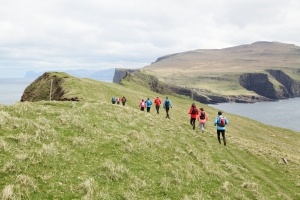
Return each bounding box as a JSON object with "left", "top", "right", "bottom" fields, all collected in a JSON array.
[
  {"left": 143, "top": 42, "right": 300, "bottom": 99},
  {"left": 0, "top": 73, "right": 299, "bottom": 199}
]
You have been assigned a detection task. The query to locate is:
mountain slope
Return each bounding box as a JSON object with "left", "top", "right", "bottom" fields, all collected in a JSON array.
[
  {"left": 142, "top": 41, "right": 300, "bottom": 103},
  {"left": 0, "top": 72, "right": 299, "bottom": 199},
  {"left": 147, "top": 41, "right": 300, "bottom": 73}
]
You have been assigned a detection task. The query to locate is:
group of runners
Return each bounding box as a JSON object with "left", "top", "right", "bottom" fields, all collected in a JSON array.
[
  {"left": 111, "top": 95, "right": 229, "bottom": 145},
  {"left": 139, "top": 96, "right": 172, "bottom": 119},
  {"left": 111, "top": 96, "right": 127, "bottom": 106},
  {"left": 188, "top": 103, "right": 229, "bottom": 146}
]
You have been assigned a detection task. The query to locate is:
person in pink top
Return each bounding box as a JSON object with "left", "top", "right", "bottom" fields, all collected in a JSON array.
[
  {"left": 139, "top": 99, "right": 146, "bottom": 111},
  {"left": 198, "top": 107, "right": 209, "bottom": 133},
  {"left": 188, "top": 103, "right": 199, "bottom": 130}
]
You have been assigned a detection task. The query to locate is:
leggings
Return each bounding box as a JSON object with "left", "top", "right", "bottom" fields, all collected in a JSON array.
[
  {"left": 165, "top": 107, "right": 170, "bottom": 118},
  {"left": 155, "top": 105, "right": 160, "bottom": 113},
  {"left": 217, "top": 130, "right": 226, "bottom": 142},
  {"left": 190, "top": 118, "right": 196, "bottom": 127}
]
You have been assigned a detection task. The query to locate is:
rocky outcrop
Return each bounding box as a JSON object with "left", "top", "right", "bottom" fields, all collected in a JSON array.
[
  {"left": 21, "top": 72, "right": 80, "bottom": 102},
  {"left": 239, "top": 70, "right": 300, "bottom": 100},
  {"left": 267, "top": 69, "right": 300, "bottom": 97},
  {"left": 113, "top": 68, "right": 140, "bottom": 83},
  {"left": 120, "top": 71, "right": 270, "bottom": 104},
  {"left": 239, "top": 73, "right": 290, "bottom": 99}
]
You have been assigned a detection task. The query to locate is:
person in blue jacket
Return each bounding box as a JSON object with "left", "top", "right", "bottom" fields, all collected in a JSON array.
[
  {"left": 145, "top": 98, "right": 153, "bottom": 113},
  {"left": 163, "top": 97, "right": 172, "bottom": 119},
  {"left": 214, "top": 111, "right": 229, "bottom": 145}
]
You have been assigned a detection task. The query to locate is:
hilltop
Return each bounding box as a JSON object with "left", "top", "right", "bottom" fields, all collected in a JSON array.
[
  {"left": 125, "top": 41, "right": 300, "bottom": 103},
  {"left": 24, "top": 68, "right": 115, "bottom": 81},
  {"left": 1, "top": 72, "right": 299, "bottom": 199},
  {"left": 147, "top": 41, "right": 300, "bottom": 72}
]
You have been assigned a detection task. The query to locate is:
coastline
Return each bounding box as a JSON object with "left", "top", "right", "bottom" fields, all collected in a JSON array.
[{"left": 209, "top": 97, "right": 300, "bottom": 132}]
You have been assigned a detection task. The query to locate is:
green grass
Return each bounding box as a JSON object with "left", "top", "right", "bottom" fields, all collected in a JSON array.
[
  {"left": 0, "top": 73, "right": 299, "bottom": 199},
  {"left": 144, "top": 67, "right": 300, "bottom": 98}
]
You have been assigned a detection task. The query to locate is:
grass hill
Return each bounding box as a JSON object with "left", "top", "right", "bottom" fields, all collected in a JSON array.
[
  {"left": 146, "top": 41, "right": 300, "bottom": 73},
  {"left": 0, "top": 72, "right": 300, "bottom": 199},
  {"left": 143, "top": 41, "right": 300, "bottom": 102}
]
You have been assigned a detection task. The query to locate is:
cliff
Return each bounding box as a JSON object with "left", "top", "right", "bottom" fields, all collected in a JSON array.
[
  {"left": 114, "top": 69, "right": 300, "bottom": 104},
  {"left": 239, "top": 70, "right": 300, "bottom": 100},
  {"left": 131, "top": 41, "right": 300, "bottom": 103},
  {"left": 266, "top": 69, "right": 300, "bottom": 97},
  {"left": 113, "top": 68, "right": 140, "bottom": 83}
]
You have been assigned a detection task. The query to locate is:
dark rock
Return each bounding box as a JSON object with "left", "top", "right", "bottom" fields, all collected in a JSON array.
[
  {"left": 267, "top": 69, "right": 300, "bottom": 97},
  {"left": 113, "top": 69, "right": 140, "bottom": 83}
]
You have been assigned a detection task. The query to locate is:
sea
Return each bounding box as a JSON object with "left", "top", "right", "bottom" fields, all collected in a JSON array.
[
  {"left": 1, "top": 78, "right": 299, "bottom": 132},
  {"left": 0, "top": 78, "right": 35, "bottom": 105},
  {"left": 209, "top": 98, "right": 300, "bottom": 132}
]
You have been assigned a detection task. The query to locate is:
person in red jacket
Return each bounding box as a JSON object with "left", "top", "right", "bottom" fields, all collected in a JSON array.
[
  {"left": 139, "top": 99, "right": 146, "bottom": 111},
  {"left": 121, "top": 96, "right": 126, "bottom": 106},
  {"left": 188, "top": 103, "right": 199, "bottom": 130},
  {"left": 154, "top": 96, "right": 162, "bottom": 114}
]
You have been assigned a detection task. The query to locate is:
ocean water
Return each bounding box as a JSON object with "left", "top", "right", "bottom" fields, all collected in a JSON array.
[
  {"left": 209, "top": 98, "right": 300, "bottom": 132},
  {"left": 0, "top": 78, "right": 34, "bottom": 105}
]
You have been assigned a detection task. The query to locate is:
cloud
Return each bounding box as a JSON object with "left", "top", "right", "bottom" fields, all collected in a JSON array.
[{"left": 1, "top": 0, "right": 300, "bottom": 77}]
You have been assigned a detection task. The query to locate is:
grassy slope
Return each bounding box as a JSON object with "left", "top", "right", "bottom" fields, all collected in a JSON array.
[
  {"left": 145, "top": 68, "right": 300, "bottom": 97},
  {"left": 0, "top": 74, "right": 299, "bottom": 199},
  {"left": 143, "top": 42, "right": 300, "bottom": 97}
]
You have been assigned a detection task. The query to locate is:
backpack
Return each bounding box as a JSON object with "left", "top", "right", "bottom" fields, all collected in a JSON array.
[
  {"left": 191, "top": 107, "right": 197, "bottom": 114},
  {"left": 112, "top": 97, "right": 116, "bottom": 102},
  {"left": 165, "top": 100, "right": 170, "bottom": 108},
  {"left": 200, "top": 111, "right": 206, "bottom": 119},
  {"left": 218, "top": 116, "right": 226, "bottom": 127}
]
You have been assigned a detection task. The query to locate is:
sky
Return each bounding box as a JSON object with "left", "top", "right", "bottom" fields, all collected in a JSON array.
[{"left": 1, "top": 0, "right": 300, "bottom": 78}]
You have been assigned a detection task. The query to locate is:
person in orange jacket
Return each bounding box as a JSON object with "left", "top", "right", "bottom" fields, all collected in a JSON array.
[
  {"left": 154, "top": 96, "right": 162, "bottom": 114},
  {"left": 198, "top": 107, "right": 209, "bottom": 133},
  {"left": 188, "top": 103, "right": 199, "bottom": 130},
  {"left": 139, "top": 99, "right": 146, "bottom": 111}
]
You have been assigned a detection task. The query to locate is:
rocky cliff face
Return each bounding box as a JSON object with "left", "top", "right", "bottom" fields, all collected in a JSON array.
[
  {"left": 113, "top": 68, "right": 140, "bottom": 83},
  {"left": 114, "top": 69, "right": 300, "bottom": 104},
  {"left": 239, "top": 70, "right": 300, "bottom": 100},
  {"left": 239, "top": 73, "right": 289, "bottom": 99},
  {"left": 117, "top": 71, "right": 271, "bottom": 104},
  {"left": 266, "top": 69, "right": 300, "bottom": 97}
]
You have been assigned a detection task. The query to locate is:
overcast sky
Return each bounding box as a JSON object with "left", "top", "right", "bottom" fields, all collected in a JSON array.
[{"left": 1, "top": 0, "right": 300, "bottom": 78}]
